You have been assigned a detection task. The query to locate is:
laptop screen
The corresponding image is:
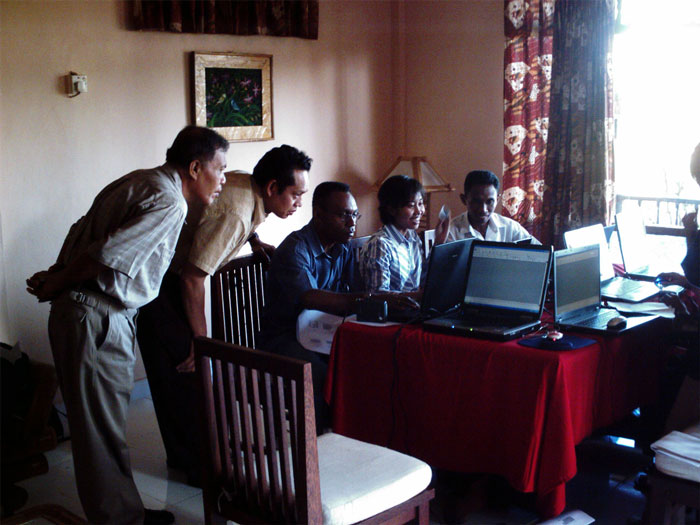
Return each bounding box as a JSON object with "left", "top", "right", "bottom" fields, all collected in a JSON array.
[
  {"left": 563, "top": 223, "right": 615, "bottom": 281},
  {"left": 421, "top": 239, "right": 472, "bottom": 315},
  {"left": 615, "top": 209, "right": 647, "bottom": 272},
  {"left": 554, "top": 245, "right": 600, "bottom": 319},
  {"left": 464, "top": 244, "right": 551, "bottom": 313}
]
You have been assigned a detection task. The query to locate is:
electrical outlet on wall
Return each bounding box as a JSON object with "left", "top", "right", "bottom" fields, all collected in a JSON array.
[{"left": 67, "top": 72, "right": 87, "bottom": 97}]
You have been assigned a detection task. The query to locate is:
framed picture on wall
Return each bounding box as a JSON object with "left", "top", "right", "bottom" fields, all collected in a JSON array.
[{"left": 193, "top": 52, "right": 273, "bottom": 142}]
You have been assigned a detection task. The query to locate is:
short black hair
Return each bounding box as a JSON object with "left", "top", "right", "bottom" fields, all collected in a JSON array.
[
  {"left": 165, "top": 126, "right": 229, "bottom": 169},
  {"left": 252, "top": 145, "right": 312, "bottom": 193},
  {"left": 463, "top": 170, "right": 500, "bottom": 195},
  {"left": 312, "top": 181, "right": 351, "bottom": 209},
  {"left": 377, "top": 175, "right": 425, "bottom": 225}
]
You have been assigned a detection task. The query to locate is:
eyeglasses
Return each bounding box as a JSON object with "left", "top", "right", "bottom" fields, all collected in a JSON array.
[{"left": 324, "top": 209, "right": 362, "bottom": 222}]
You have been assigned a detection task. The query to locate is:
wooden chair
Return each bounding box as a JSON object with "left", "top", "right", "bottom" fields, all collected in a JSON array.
[
  {"left": 349, "top": 235, "right": 371, "bottom": 260},
  {"left": 641, "top": 420, "right": 700, "bottom": 524},
  {"left": 211, "top": 252, "right": 267, "bottom": 348},
  {"left": 194, "top": 336, "right": 434, "bottom": 525},
  {"left": 421, "top": 229, "right": 435, "bottom": 259},
  {"left": 349, "top": 235, "right": 371, "bottom": 287}
]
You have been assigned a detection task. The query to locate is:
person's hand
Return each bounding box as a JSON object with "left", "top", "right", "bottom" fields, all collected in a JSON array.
[
  {"left": 374, "top": 292, "right": 420, "bottom": 311},
  {"left": 26, "top": 269, "right": 66, "bottom": 302},
  {"left": 434, "top": 215, "right": 451, "bottom": 246},
  {"left": 176, "top": 344, "right": 195, "bottom": 373},
  {"left": 659, "top": 291, "right": 691, "bottom": 317},
  {"left": 250, "top": 237, "right": 275, "bottom": 268},
  {"left": 682, "top": 212, "right": 697, "bottom": 234},
  {"left": 655, "top": 272, "right": 689, "bottom": 289}
]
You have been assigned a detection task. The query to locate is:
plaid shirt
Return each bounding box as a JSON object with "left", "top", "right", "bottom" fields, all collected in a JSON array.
[
  {"left": 56, "top": 164, "right": 187, "bottom": 309},
  {"left": 359, "top": 224, "right": 423, "bottom": 292}
]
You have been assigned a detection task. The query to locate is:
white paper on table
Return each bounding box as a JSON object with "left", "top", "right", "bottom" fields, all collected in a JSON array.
[
  {"left": 607, "top": 300, "right": 676, "bottom": 318},
  {"left": 296, "top": 309, "right": 346, "bottom": 354}
]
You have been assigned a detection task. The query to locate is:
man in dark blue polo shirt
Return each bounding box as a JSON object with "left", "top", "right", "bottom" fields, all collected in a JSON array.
[{"left": 259, "top": 181, "right": 415, "bottom": 432}]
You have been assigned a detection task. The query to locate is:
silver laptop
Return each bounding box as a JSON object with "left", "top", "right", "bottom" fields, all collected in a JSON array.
[
  {"left": 423, "top": 241, "right": 552, "bottom": 340},
  {"left": 553, "top": 245, "right": 658, "bottom": 334},
  {"left": 615, "top": 209, "right": 683, "bottom": 281},
  {"left": 563, "top": 223, "right": 660, "bottom": 302}
]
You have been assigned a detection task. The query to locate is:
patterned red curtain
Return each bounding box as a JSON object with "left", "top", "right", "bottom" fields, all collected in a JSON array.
[
  {"left": 502, "top": 0, "right": 555, "bottom": 240},
  {"left": 541, "top": 0, "right": 616, "bottom": 247},
  {"left": 130, "top": 0, "right": 319, "bottom": 40}
]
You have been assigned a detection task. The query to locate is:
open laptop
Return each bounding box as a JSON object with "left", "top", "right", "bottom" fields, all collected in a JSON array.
[
  {"left": 420, "top": 238, "right": 474, "bottom": 316},
  {"left": 388, "top": 238, "right": 473, "bottom": 322},
  {"left": 553, "top": 245, "right": 658, "bottom": 333},
  {"left": 423, "top": 241, "right": 552, "bottom": 340},
  {"left": 615, "top": 209, "right": 683, "bottom": 281},
  {"left": 563, "top": 223, "right": 660, "bottom": 302}
]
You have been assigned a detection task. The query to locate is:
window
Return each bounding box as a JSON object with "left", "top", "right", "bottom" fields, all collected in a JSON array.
[{"left": 613, "top": 0, "right": 700, "bottom": 224}]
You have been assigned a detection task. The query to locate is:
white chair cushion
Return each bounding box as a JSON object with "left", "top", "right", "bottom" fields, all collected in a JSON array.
[
  {"left": 651, "top": 423, "right": 700, "bottom": 483},
  {"left": 317, "top": 432, "right": 431, "bottom": 525}
]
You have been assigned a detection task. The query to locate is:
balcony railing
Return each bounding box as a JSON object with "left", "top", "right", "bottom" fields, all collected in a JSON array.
[{"left": 615, "top": 195, "right": 699, "bottom": 236}]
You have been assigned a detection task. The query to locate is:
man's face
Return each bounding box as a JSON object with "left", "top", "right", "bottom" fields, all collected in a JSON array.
[
  {"left": 191, "top": 149, "right": 227, "bottom": 205},
  {"left": 390, "top": 192, "right": 424, "bottom": 233},
  {"left": 461, "top": 184, "right": 497, "bottom": 229},
  {"left": 264, "top": 170, "right": 309, "bottom": 218},
  {"left": 316, "top": 191, "right": 359, "bottom": 244}
]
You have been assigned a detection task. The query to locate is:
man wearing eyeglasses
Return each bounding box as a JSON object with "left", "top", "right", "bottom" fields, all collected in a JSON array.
[{"left": 259, "top": 181, "right": 416, "bottom": 433}]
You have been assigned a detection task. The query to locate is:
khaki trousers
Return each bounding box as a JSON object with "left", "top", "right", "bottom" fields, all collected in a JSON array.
[{"left": 49, "top": 289, "right": 143, "bottom": 525}]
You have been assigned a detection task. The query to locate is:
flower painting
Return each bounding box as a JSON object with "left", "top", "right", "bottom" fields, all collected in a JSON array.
[
  {"left": 194, "top": 53, "right": 273, "bottom": 142},
  {"left": 205, "top": 68, "right": 262, "bottom": 127}
]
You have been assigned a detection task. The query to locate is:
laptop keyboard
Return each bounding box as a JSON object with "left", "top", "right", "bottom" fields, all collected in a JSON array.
[
  {"left": 604, "top": 277, "right": 646, "bottom": 294},
  {"left": 572, "top": 309, "right": 619, "bottom": 328}
]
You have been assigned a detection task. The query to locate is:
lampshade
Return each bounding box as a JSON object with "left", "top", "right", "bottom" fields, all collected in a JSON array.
[{"left": 372, "top": 156, "right": 453, "bottom": 193}]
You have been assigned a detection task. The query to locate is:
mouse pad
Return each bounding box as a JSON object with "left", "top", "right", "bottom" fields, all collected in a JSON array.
[{"left": 518, "top": 334, "right": 596, "bottom": 351}]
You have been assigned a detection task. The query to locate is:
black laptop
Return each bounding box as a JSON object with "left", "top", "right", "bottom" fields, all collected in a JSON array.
[
  {"left": 423, "top": 241, "right": 552, "bottom": 340},
  {"left": 553, "top": 245, "right": 658, "bottom": 334},
  {"left": 388, "top": 239, "right": 473, "bottom": 322},
  {"left": 420, "top": 238, "right": 474, "bottom": 317}
]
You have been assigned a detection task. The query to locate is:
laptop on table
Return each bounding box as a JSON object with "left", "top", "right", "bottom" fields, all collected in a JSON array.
[
  {"left": 553, "top": 245, "right": 657, "bottom": 334},
  {"left": 563, "top": 223, "right": 660, "bottom": 302},
  {"left": 387, "top": 238, "right": 473, "bottom": 322},
  {"left": 423, "top": 241, "right": 552, "bottom": 340},
  {"left": 615, "top": 209, "right": 683, "bottom": 281}
]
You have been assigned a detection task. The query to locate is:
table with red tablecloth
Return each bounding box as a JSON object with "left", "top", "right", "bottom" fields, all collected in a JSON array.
[{"left": 324, "top": 319, "right": 667, "bottom": 519}]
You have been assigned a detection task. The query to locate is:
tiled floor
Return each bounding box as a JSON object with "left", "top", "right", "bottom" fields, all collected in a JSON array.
[{"left": 11, "top": 384, "right": 664, "bottom": 524}]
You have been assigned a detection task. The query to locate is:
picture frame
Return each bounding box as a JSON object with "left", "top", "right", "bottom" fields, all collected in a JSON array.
[{"left": 193, "top": 52, "right": 273, "bottom": 142}]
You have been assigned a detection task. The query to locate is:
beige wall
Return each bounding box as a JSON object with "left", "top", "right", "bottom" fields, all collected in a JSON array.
[
  {"left": 403, "top": 0, "right": 504, "bottom": 224},
  {"left": 0, "top": 0, "right": 504, "bottom": 365}
]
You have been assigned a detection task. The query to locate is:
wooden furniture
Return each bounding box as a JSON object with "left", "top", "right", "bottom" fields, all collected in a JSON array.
[
  {"left": 421, "top": 229, "right": 435, "bottom": 258},
  {"left": 349, "top": 235, "right": 371, "bottom": 259},
  {"left": 643, "top": 468, "right": 699, "bottom": 525},
  {"left": 211, "top": 253, "right": 267, "bottom": 348},
  {"left": 325, "top": 319, "right": 667, "bottom": 519},
  {"left": 194, "top": 336, "right": 434, "bottom": 525}
]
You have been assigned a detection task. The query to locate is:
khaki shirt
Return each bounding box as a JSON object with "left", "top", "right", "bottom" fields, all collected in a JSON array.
[{"left": 177, "top": 170, "right": 267, "bottom": 275}]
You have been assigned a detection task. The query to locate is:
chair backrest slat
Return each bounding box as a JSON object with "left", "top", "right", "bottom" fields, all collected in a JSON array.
[
  {"left": 248, "top": 368, "right": 270, "bottom": 507},
  {"left": 262, "top": 372, "right": 284, "bottom": 520},
  {"left": 211, "top": 254, "right": 267, "bottom": 348}
]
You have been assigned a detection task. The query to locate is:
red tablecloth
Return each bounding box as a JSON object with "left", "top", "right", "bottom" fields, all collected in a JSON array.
[{"left": 324, "top": 320, "right": 666, "bottom": 518}]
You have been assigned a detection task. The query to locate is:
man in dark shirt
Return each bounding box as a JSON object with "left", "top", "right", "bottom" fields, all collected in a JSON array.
[{"left": 259, "top": 182, "right": 414, "bottom": 432}]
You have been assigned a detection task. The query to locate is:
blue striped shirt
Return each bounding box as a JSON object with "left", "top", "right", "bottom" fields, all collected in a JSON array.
[{"left": 359, "top": 224, "right": 424, "bottom": 292}]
